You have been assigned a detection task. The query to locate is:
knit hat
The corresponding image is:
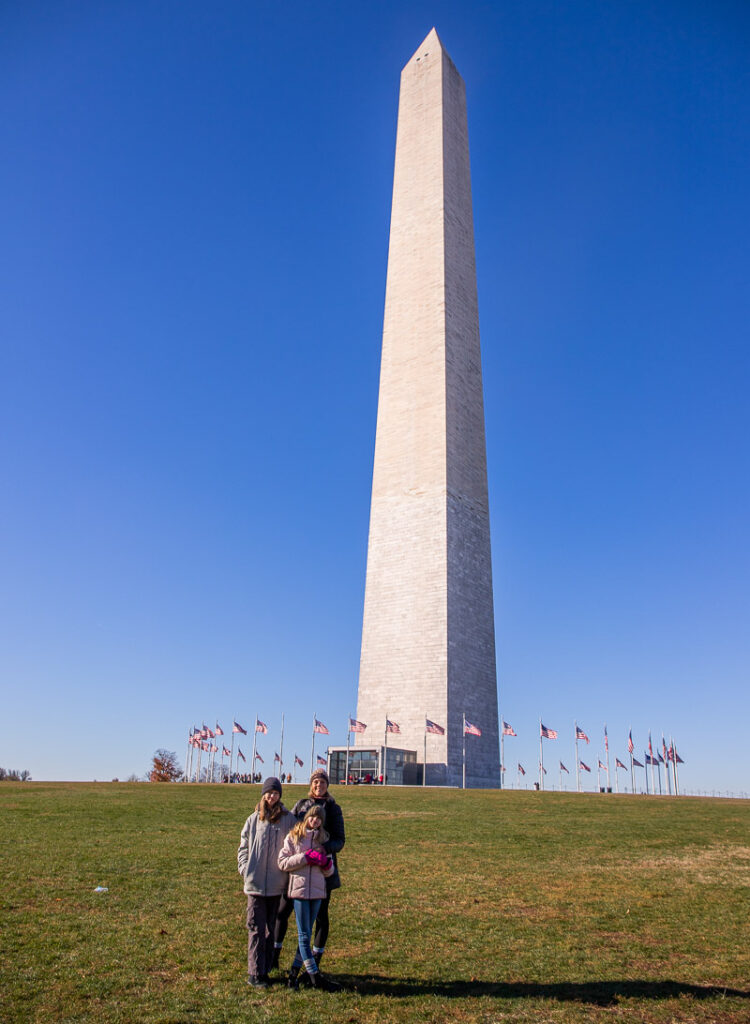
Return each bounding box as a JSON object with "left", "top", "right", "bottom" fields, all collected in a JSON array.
[
  {"left": 310, "top": 767, "right": 329, "bottom": 785},
  {"left": 261, "top": 777, "right": 282, "bottom": 797},
  {"left": 304, "top": 803, "right": 326, "bottom": 826}
]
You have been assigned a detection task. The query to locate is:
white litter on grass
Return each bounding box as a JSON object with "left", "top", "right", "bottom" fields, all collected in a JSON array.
[{"left": 93, "top": 886, "right": 108, "bottom": 893}]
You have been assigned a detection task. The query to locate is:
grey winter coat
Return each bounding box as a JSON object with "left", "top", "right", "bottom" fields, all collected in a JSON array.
[
  {"left": 277, "top": 827, "right": 334, "bottom": 900},
  {"left": 237, "top": 806, "right": 296, "bottom": 896}
]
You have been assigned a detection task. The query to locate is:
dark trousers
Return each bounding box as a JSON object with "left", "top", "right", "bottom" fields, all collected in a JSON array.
[
  {"left": 275, "top": 891, "right": 330, "bottom": 951},
  {"left": 247, "top": 894, "right": 281, "bottom": 978}
]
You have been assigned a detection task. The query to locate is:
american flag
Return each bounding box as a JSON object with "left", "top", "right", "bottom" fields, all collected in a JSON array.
[
  {"left": 598, "top": 759, "right": 606, "bottom": 769},
  {"left": 254, "top": 751, "right": 263, "bottom": 763},
  {"left": 667, "top": 742, "right": 674, "bottom": 761},
  {"left": 233, "top": 721, "right": 247, "bottom": 735},
  {"left": 386, "top": 719, "right": 401, "bottom": 734},
  {"left": 657, "top": 751, "right": 665, "bottom": 763},
  {"left": 632, "top": 756, "right": 644, "bottom": 767},
  {"left": 349, "top": 718, "right": 367, "bottom": 733},
  {"left": 674, "top": 750, "right": 684, "bottom": 764},
  {"left": 539, "top": 765, "right": 547, "bottom": 775},
  {"left": 615, "top": 758, "right": 627, "bottom": 769},
  {"left": 645, "top": 754, "right": 658, "bottom": 765},
  {"left": 294, "top": 755, "right": 303, "bottom": 767},
  {"left": 210, "top": 744, "right": 218, "bottom": 753},
  {"left": 201, "top": 741, "right": 210, "bottom": 752},
  {"left": 579, "top": 760, "right": 591, "bottom": 772},
  {"left": 314, "top": 719, "right": 329, "bottom": 735},
  {"left": 628, "top": 730, "right": 634, "bottom": 753},
  {"left": 540, "top": 723, "right": 558, "bottom": 739},
  {"left": 648, "top": 733, "right": 654, "bottom": 757},
  {"left": 317, "top": 755, "right": 327, "bottom": 766},
  {"left": 576, "top": 725, "right": 590, "bottom": 743},
  {"left": 518, "top": 763, "right": 526, "bottom": 775},
  {"left": 502, "top": 721, "right": 516, "bottom": 736},
  {"left": 215, "top": 723, "right": 224, "bottom": 736},
  {"left": 464, "top": 720, "right": 481, "bottom": 737},
  {"left": 206, "top": 727, "right": 215, "bottom": 739},
  {"left": 200, "top": 726, "right": 209, "bottom": 739},
  {"left": 560, "top": 761, "right": 569, "bottom": 773},
  {"left": 274, "top": 753, "right": 282, "bottom": 764},
  {"left": 222, "top": 746, "right": 231, "bottom": 757},
  {"left": 256, "top": 720, "right": 268, "bottom": 734},
  {"left": 604, "top": 725, "right": 609, "bottom": 751},
  {"left": 426, "top": 719, "right": 445, "bottom": 735},
  {"left": 237, "top": 748, "right": 246, "bottom": 762}
]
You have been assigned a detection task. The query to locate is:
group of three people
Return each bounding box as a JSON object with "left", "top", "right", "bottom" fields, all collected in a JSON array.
[{"left": 237, "top": 767, "right": 345, "bottom": 991}]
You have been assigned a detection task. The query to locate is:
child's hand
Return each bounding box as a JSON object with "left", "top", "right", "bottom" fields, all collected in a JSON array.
[{"left": 305, "top": 849, "right": 327, "bottom": 866}]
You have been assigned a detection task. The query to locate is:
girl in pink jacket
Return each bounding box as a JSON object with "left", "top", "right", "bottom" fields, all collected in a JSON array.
[{"left": 277, "top": 804, "right": 339, "bottom": 990}]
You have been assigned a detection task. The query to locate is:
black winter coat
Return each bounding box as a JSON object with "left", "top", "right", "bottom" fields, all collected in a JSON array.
[{"left": 291, "top": 795, "right": 345, "bottom": 891}]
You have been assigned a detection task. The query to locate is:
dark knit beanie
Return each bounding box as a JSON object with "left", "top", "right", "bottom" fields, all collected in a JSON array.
[
  {"left": 261, "top": 777, "right": 282, "bottom": 797},
  {"left": 310, "top": 767, "right": 329, "bottom": 785}
]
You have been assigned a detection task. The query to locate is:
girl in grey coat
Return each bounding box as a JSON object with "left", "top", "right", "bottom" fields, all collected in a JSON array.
[{"left": 237, "top": 777, "right": 295, "bottom": 987}]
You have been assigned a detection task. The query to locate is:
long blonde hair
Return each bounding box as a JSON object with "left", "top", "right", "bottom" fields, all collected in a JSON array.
[{"left": 290, "top": 805, "right": 328, "bottom": 845}]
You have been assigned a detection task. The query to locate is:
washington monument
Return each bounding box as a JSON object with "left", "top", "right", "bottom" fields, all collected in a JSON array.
[{"left": 355, "top": 30, "right": 500, "bottom": 787}]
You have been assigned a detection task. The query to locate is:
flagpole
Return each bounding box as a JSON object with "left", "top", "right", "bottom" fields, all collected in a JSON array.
[
  {"left": 462, "top": 712, "right": 466, "bottom": 790},
  {"left": 644, "top": 751, "right": 649, "bottom": 794},
  {"left": 279, "top": 713, "right": 285, "bottom": 780},
  {"left": 346, "top": 714, "right": 351, "bottom": 786},
  {"left": 219, "top": 742, "right": 225, "bottom": 783},
  {"left": 559, "top": 763, "right": 562, "bottom": 791},
  {"left": 423, "top": 718, "right": 427, "bottom": 788},
  {"left": 605, "top": 725, "right": 611, "bottom": 793},
  {"left": 575, "top": 721, "right": 580, "bottom": 793},
  {"left": 230, "top": 718, "right": 236, "bottom": 783},
  {"left": 383, "top": 715, "right": 389, "bottom": 786},
  {"left": 539, "top": 718, "right": 544, "bottom": 792},
  {"left": 500, "top": 718, "right": 504, "bottom": 791},
  {"left": 184, "top": 733, "right": 191, "bottom": 783},
  {"left": 629, "top": 727, "right": 634, "bottom": 794},
  {"left": 649, "top": 733, "right": 655, "bottom": 794},
  {"left": 673, "top": 738, "right": 680, "bottom": 796},
  {"left": 663, "top": 734, "right": 672, "bottom": 796},
  {"left": 251, "top": 718, "right": 258, "bottom": 782},
  {"left": 596, "top": 759, "right": 601, "bottom": 793},
  {"left": 614, "top": 759, "right": 619, "bottom": 794},
  {"left": 310, "top": 713, "right": 316, "bottom": 779}
]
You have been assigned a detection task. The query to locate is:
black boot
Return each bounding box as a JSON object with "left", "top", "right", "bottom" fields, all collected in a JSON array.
[
  {"left": 313, "top": 951, "right": 322, "bottom": 967},
  {"left": 308, "top": 970, "right": 341, "bottom": 992},
  {"left": 270, "top": 947, "right": 281, "bottom": 971},
  {"left": 287, "top": 965, "right": 301, "bottom": 990}
]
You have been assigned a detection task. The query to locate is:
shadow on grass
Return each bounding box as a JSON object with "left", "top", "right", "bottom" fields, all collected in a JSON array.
[{"left": 337, "top": 977, "right": 750, "bottom": 1006}]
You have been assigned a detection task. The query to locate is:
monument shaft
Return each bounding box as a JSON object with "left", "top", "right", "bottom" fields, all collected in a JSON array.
[{"left": 356, "top": 30, "right": 500, "bottom": 787}]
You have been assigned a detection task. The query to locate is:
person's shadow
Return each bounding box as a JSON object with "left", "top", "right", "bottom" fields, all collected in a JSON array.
[{"left": 334, "top": 976, "right": 749, "bottom": 1007}]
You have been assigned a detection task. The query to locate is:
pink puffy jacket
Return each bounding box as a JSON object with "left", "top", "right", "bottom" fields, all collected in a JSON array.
[{"left": 277, "top": 827, "right": 334, "bottom": 900}]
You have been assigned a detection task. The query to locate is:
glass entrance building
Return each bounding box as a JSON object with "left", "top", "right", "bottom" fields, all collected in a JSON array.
[{"left": 326, "top": 746, "right": 419, "bottom": 786}]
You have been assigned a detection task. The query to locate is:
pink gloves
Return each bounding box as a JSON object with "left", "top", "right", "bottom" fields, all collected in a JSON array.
[{"left": 305, "top": 849, "right": 332, "bottom": 869}]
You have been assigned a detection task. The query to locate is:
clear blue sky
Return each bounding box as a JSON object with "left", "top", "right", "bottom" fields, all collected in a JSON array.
[{"left": 1, "top": 1, "right": 748, "bottom": 793}]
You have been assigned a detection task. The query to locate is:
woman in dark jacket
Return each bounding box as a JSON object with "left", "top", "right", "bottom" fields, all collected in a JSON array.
[{"left": 272, "top": 767, "right": 345, "bottom": 972}]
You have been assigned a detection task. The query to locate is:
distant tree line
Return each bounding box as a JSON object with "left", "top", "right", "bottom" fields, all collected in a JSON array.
[{"left": 0, "top": 767, "right": 31, "bottom": 781}]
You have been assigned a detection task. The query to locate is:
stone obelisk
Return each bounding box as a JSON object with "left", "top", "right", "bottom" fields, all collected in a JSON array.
[{"left": 355, "top": 29, "right": 500, "bottom": 787}]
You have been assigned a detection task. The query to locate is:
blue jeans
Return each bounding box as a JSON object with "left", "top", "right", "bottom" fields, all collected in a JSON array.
[{"left": 292, "top": 898, "right": 321, "bottom": 971}]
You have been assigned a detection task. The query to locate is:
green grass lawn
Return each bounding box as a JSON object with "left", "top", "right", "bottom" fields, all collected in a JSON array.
[{"left": 1, "top": 782, "right": 748, "bottom": 1023}]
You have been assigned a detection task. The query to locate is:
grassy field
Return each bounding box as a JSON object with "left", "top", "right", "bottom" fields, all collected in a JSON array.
[{"left": 1, "top": 782, "right": 748, "bottom": 1024}]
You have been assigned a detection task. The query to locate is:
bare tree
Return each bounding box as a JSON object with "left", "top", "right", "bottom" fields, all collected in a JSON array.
[{"left": 149, "top": 750, "right": 182, "bottom": 783}]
